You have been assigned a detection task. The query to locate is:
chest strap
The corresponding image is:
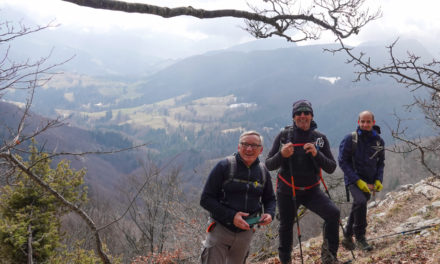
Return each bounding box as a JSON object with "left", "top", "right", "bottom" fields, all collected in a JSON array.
[{"left": 275, "top": 141, "right": 321, "bottom": 191}]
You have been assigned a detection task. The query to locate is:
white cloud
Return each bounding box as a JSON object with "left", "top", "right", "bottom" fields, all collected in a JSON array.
[
  {"left": 318, "top": 76, "right": 341, "bottom": 84},
  {"left": 64, "top": 92, "right": 74, "bottom": 102},
  {"left": 2, "top": 0, "right": 440, "bottom": 57},
  {"left": 229, "top": 103, "right": 257, "bottom": 109}
]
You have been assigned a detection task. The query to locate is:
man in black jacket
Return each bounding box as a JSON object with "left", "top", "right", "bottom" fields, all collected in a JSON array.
[
  {"left": 200, "top": 130, "right": 276, "bottom": 264},
  {"left": 266, "top": 100, "right": 341, "bottom": 264}
]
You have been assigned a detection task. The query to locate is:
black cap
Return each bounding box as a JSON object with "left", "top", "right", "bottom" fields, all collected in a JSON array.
[{"left": 292, "top": 99, "right": 313, "bottom": 117}]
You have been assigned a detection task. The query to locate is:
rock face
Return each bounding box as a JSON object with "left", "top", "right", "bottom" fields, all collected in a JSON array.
[
  {"left": 254, "top": 177, "right": 440, "bottom": 264},
  {"left": 380, "top": 178, "right": 440, "bottom": 237},
  {"left": 343, "top": 177, "right": 440, "bottom": 263}
]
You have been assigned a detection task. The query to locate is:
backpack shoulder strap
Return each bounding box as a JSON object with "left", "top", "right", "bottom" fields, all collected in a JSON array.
[
  {"left": 223, "top": 155, "right": 266, "bottom": 188},
  {"left": 351, "top": 131, "right": 358, "bottom": 156},
  {"left": 350, "top": 131, "right": 358, "bottom": 170},
  {"left": 258, "top": 162, "right": 267, "bottom": 187},
  {"left": 346, "top": 131, "right": 358, "bottom": 202},
  {"left": 282, "top": 125, "right": 294, "bottom": 142},
  {"left": 224, "top": 155, "right": 237, "bottom": 187}
]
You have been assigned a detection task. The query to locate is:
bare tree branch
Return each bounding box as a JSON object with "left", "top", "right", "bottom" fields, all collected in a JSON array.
[
  {"left": 328, "top": 37, "right": 440, "bottom": 179},
  {"left": 61, "top": 0, "right": 380, "bottom": 42},
  {"left": 330, "top": 38, "right": 440, "bottom": 92},
  {"left": 97, "top": 153, "right": 182, "bottom": 233}
]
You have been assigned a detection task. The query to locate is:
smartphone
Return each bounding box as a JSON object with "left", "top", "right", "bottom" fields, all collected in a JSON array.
[{"left": 245, "top": 216, "right": 262, "bottom": 226}]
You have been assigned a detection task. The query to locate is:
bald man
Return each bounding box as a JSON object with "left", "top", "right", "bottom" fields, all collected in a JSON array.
[{"left": 338, "top": 111, "right": 385, "bottom": 252}]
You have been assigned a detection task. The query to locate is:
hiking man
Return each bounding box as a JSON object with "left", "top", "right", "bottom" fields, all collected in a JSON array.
[
  {"left": 338, "top": 110, "right": 385, "bottom": 251},
  {"left": 200, "top": 130, "right": 276, "bottom": 264},
  {"left": 265, "top": 100, "right": 341, "bottom": 264}
]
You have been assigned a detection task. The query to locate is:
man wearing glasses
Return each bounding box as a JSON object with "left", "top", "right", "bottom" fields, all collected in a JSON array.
[
  {"left": 200, "top": 131, "right": 276, "bottom": 264},
  {"left": 265, "top": 100, "right": 341, "bottom": 264}
]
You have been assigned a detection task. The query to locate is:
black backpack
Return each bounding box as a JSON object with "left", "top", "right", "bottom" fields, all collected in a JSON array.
[{"left": 222, "top": 155, "right": 267, "bottom": 189}]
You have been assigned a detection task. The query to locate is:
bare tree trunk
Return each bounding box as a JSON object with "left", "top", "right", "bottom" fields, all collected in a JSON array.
[{"left": 27, "top": 224, "right": 33, "bottom": 264}]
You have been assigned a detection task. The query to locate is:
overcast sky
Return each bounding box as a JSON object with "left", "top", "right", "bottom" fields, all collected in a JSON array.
[{"left": 1, "top": 0, "right": 440, "bottom": 58}]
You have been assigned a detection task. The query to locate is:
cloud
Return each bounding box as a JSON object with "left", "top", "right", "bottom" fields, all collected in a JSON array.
[{"left": 2, "top": 0, "right": 440, "bottom": 57}]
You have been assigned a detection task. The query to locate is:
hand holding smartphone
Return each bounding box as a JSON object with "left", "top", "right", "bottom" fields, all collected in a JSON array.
[{"left": 245, "top": 216, "right": 262, "bottom": 226}]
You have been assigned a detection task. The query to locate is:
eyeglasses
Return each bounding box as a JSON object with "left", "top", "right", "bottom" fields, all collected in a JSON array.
[
  {"left": 294, "top": 111, "right": 311, "bottom": 116},
  {"left": 240, "top": 142, "right": 262, "bottom": 149}
]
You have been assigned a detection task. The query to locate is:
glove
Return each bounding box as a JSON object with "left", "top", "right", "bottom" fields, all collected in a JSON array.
[
  {"left": 356, "top": 179, "right": 371, "bottom": 193},
  {"left": 374, "top": 180, "right": 383, "bottom": 192}
]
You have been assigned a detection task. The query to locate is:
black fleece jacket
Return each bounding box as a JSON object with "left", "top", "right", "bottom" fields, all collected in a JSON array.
[
  {"left": 265, "top": 121, "right": 336, "bottom": 195},
  {"left": 200, "top": 153, "right": 276, "bottom": 232}
]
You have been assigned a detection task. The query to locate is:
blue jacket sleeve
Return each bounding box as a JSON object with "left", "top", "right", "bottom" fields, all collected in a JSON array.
[
  {"left": 200, "top": 161, "right": 237, "bottom": 226},
  {"left": 338, "top": 134, "right": 359, "bottom": 185}
]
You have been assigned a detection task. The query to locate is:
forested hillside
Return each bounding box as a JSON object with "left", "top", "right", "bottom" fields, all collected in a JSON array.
[{"left": 4, "top": 40, "right": 432, "bottom": 192}]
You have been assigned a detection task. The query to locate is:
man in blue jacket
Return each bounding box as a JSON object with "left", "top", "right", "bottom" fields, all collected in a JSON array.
[
  {"left": 338, "top": 110, "right": 385, "bottom": 251},
  {"left": 200, "top": 130, "right": 276, "bottom": 264}
]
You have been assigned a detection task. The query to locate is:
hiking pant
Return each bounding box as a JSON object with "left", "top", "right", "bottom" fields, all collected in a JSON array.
[
  {"left": 345, "top": 184, "right": 371, "bottom": 239},
  {"left": 201, "top": 222, "right": 254, "bottom": 264},
  {"left": 277, "top": 187, "right": 340, "bottom": 263}
]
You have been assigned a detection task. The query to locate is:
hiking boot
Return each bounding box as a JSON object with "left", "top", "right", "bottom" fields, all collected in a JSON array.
[
  {"left": 341, "top": 236, "right": 356, "bottom": 251},
  {"left": 321, "top": 250, "right": 344, "bottom": 264},
  {"left": 356, "top": 237, "right": 373, "bottom": 251},
  {"left": 278, "top": 252, "right": 291, "bottom": 264},
  {"left": 321, "top": 241, "right": 343, "bottom": 264}
]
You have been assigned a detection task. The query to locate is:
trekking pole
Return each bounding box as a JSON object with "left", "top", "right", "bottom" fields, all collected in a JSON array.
[
  {"left": 288, "top": 159, "right": 304, "bottom": 264},
  {"left": 318, "top": 171, "right": 356, "bottom": 260},
  {"left": 367, "top": 223, "right": 440, "bottom": 242}
]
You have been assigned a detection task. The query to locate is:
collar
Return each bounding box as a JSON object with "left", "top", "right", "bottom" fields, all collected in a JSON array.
[
  {"left": 357, "top": 125, "right": 381, "bottom": 138},
  {"left": 235, "top": 153, "right": 260, "bottom": 168},
  {"left": 293, "top": 120, "right": 318, "bottom": 132}
]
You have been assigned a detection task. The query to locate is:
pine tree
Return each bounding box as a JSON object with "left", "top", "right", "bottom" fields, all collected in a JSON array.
[{"left": 0, "top": 140, "right": 88, "bottom": 263}]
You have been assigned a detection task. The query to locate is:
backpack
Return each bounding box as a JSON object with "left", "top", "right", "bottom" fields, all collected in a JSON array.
[
  {"left": 345, "top": 131, "right": 358, "bottom": 202},
  {"left": 223, "top": 155, "right": 267, "bottom": 189}
]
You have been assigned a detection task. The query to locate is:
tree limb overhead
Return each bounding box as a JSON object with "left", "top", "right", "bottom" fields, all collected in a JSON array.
[{"left": 60, "top": 0, "right": 380, "bottom": 42}]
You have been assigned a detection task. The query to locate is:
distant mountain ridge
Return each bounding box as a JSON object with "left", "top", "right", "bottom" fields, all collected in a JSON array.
[
  {"left": 2, "top": 36, "right": 435, "bottom": 198},
  {"left": 6, "top": 40, "right": 430, "bottom": 144}
]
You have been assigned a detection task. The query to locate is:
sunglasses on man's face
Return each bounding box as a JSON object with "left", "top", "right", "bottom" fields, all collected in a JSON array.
[{"left": 294, "top": 111, "right": 311, "bottom": 116}]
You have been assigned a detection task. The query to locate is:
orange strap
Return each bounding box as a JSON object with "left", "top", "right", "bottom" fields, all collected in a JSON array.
[
  {"left": 206, "top": 222, "right": 216, "bottom": 233},
  {"left": 318, "top": 169, "right": 327, "bottom": 191},
  {"left": 277, "top": 173, "right": 321, "bottom": 191},
  {"left": 274, "top": 141, "right": 321, "bottom": 192}
]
